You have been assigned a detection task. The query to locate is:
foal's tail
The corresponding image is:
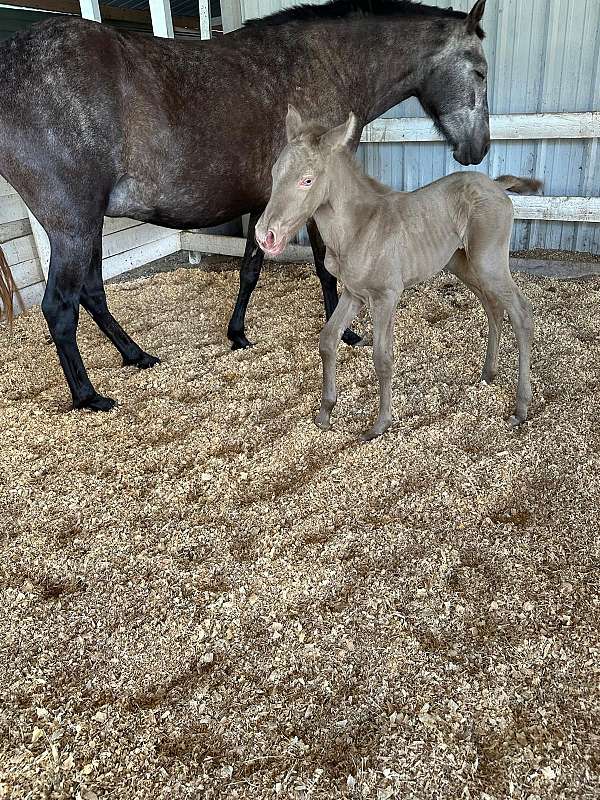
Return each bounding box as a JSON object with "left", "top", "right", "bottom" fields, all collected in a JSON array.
[
  {"left": 495, "top": 175, "right": 543, "bottom": 195},
  {"left": 0, "top": 245, "right": 21, "bottom": 325}
]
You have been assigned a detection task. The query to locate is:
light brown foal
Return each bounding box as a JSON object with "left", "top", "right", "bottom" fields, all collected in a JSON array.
[{"left": 256, "top": 106, "right": 538, "bottom": 441}]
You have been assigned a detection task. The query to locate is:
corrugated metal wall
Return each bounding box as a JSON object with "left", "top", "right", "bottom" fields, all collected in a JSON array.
[{"left": 240, "top": 0, "right": 600, "bottom": 254}]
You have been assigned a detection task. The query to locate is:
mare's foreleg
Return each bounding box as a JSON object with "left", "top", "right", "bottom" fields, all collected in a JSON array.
[
  {"left": 307, "top": 218, "right": 362, "bottom": 347},
  {"left": 80, "top": 236, "right": 159, "bottom": 368},
  {"left": 361, "top": 291, "right": 399, "bottom": 442},
  {"left": 315, "top": 289, "right": 363, "bottom": 431},
  {"left": 227, "top": 211, "right": 265, "bottom": 350},
  {"left": 42, "top": 231, "right": 115, "bottom": 411}
]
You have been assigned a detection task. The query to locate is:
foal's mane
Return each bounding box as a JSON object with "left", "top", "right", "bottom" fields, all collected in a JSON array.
[{"left": 245, "top": 0, "right": 485, "bottom": 38}]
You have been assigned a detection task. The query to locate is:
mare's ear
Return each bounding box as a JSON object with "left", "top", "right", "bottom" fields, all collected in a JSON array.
[
  {"left": 286, "top": 105, "right": 305, "bottom": 142},
  {"left": 320, "top": 112, "right": 360, "bottom": 152},
  {"left": 465, "top": 0, "right": 486, "bottom": 34}
]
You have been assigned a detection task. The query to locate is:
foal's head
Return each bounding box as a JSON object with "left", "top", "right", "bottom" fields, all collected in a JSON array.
[
  {"left": 256, "top": 106, "right": 357, "bottom": 257},
  {"left": 417, "top": 0, "right": 490, "bottom": 165}
]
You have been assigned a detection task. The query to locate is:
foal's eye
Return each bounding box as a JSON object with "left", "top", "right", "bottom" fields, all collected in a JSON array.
[{"left": 299, "top": 177, "right": 314, "bottom": 188}]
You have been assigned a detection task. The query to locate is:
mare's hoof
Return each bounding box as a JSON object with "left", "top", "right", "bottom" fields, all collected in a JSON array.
[
  {"left": 75, "top": 393, "right": 117, "bottom": 412},
  {"left": 342, "top": 329, "right": 363, "bottom": 347},
  {"left": 124, "top": 352, "right": 161, "bottom": 369},
  {"left": 230, "top": 335, "right": 254, "bottom": 351}
]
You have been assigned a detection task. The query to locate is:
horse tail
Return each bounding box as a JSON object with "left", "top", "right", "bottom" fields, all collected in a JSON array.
[
  {"left": 0, "top": 244, "right": 22, "bottom": 325},
  {"left": 494, "top": 175, "right": 543, "bottom": 196}
]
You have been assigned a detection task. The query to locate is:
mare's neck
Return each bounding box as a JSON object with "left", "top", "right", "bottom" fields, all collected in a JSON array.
[{"left": 237, "top": 16, "right": 443, "bottom": 124}]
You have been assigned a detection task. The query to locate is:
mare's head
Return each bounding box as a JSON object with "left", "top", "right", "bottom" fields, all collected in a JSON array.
[
  {"left": 256, "top": 106, "right": 357, "bottom": 257},
  {"left": 417, "top": 0, "right": 490, "bottom": 165}
]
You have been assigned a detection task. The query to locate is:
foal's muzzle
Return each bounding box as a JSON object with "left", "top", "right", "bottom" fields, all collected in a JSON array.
[{"left": 255, "top": 222, "right": 287, "bottom": 257}]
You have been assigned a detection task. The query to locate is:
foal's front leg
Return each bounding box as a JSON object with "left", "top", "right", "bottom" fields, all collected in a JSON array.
[
  {"left": 307, "top": 219, "right": 362, "bottom": 347},
  {"left": 361, "top": 291, "right": 399, "bottom": 442},
  {"left": 315, "top": 289, "right": 363, "bottom": 430}
]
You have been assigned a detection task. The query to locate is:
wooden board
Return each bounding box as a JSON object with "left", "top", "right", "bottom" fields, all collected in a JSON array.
[
  {"left": 102, "top": 233, "right": 181, "bottom": 281},
  {"left": 0, "top": 194, "right": 28, "bottom": 226},
  {"left": 181, "top": 232, "right": 312, "bottom": 262},
  {"left": 11, "top": 258, "right": 45, "bottom": 291},
  {"left": 102, "top": 223, "right": 176, "bottom": 259},
  {"left": 512, "top": 195, "right": 600, "bottom": 223},
  {"left": 362, "top": 112, "right": 600, "bottom": 144},
  {"left": 0, "top": 219, "right": 31, "bottom": 245}
]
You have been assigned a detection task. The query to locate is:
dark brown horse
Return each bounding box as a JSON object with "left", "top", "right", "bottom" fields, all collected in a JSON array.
[{"left": 0, "top": 0, "right": 489, "bottom": 410}]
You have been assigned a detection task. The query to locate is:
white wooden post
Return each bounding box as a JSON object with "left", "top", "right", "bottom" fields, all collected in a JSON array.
[
  {"left": 79, "top": 0, "right": 101, "bottom": 22},
  {"left": 149, "top": 0, "right": 175, "bottom": 38},
  {"left": 199, "top": 0, "right": 211, "bottom": 39},
  {"left": 27, "top": 210, "right": 51, "bottom": 281},
  {"left": 220, "top": 0, "right": 242, "bottom": 33}
]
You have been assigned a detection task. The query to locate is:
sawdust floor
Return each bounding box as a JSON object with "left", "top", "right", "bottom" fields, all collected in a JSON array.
[{"left": 1, "top": 261, "right": 600, "bottom": 800}]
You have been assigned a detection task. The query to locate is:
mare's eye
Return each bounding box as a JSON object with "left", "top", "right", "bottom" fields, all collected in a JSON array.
[
  {"left": 300, "top": 177, "right": 314, "bottom": 187},
  {"left": 475, "top": 70, "right": 486, "bottom": 80}
]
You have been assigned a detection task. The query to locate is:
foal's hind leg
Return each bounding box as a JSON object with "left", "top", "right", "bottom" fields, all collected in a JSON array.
[
  {"left": 315, "top": 289, "right": 363, "bottom": 431},
  {"left": 227, "top": 210, "right": 265, "bottom": 350},
  {"left": 42, "top": 230, "right": 115, "bottom": 411},
  {"left": 307, "top": 218, "right": 362, "bottom": 347},
  {"left": 80, "top": 235, "right": 160, "bottom": 369},
  {"left": 447, "top": 250, "right": 504, "bottom": 384},
  {"left": 504, "top": 287, "right": 534, "bottom": 426},
  {"left": 468, "top": 250, "right": 533, "bottom": 426}
]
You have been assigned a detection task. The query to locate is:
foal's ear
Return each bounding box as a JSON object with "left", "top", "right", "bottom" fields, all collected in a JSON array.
[
  {"left": 320, "top": 112, "right": 360, "bottom": 152},
  {"left": 286, "top": 104, "right": 305, "bottom": 142},
  {"left": 465, "top": 0, "right": 486, "bottom": 34}
]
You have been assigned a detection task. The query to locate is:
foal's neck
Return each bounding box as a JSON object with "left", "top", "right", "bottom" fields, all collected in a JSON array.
[{"left": 313, "top": 152, "right": 382, "bottom": 252}]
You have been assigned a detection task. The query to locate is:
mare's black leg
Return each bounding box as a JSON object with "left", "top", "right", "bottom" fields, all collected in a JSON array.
[
  {"left": 42, "top": 230, "right": 115, "bottom": 411},
  {"left": 306, "top": 218, "right": 362, "bottom": 346},
  {"left": 80, "top": 236, "right": 160, "bottom": 369},
  {"left": 227, "top": 210, "right": 265, "bottom": 350}
]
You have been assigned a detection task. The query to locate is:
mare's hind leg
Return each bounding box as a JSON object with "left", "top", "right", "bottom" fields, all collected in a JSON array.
[
  {"left": 315, "top": 289, "right": 363, "bottom": 431},
  {"left": 307, "top": 218, "right": 362, "bottom": 347},
  {"left": 361, "top": 290, "right": 399, "bottom": 442},
  {"left": 447, "top": 250, "right": 504, "bottom": 384},
  {"left": 80, "top": 235, "right": 160, "bottom": 368},
  {"left": 227, "top": 210, "right": 265, "bottom": 350},
  {"left": 42, "top": 230, "right": 115, "bottom": 411}
]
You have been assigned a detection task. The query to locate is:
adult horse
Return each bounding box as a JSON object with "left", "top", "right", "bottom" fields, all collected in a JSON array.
[{"left": 0, "top": 0, "right": 490, "bottom": 411}]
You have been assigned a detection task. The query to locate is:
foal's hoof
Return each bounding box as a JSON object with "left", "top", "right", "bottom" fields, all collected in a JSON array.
[
  {"left": 341, "top": 329, "right": 363, "bottom": 347},
  {"left": 230, "top": 334, "right": 254, "bottom": 351},
  {"left": 75, "top": 393, "right": 117, "bottom": 412},
  {"left": 314, "top": 413, "right": 332, "bottom": 431},
  {"left": 360, "top": 421, "right": 392, "bottom": 442},
  {"left": 124, "top": 352, "right": 160, "bottom": 369},
  {"left": 508, "top": 414, "right": 526, "bottom": 429}
]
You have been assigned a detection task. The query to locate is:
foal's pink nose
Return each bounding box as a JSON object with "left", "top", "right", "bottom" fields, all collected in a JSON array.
[{"left": 265, "top": 230, "right": 276, "bottom": 248}]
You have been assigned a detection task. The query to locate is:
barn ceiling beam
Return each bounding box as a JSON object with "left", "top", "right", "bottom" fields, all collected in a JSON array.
[
  {"left": 0, "top": 0, "right": 200, "bottom": 30},
  {"left": 79, "top": 0, "right": 100, "bottom": 21},
  {"left": 149, "top": 0, "right": 174, "bottom": 37}
]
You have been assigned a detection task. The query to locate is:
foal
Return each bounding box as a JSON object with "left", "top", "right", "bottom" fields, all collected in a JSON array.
[{"left": 256, "top": 107, "right": 538, "bottom": 441}]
